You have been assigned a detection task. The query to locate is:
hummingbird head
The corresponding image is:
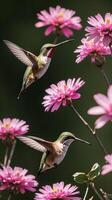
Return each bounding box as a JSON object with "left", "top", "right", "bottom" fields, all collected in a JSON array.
[
  {"left": 58, "top": 132, "right": 90, "bottom": 145},
  {"left": 40, "top": 39, "right": 74, "bottom": 56}
]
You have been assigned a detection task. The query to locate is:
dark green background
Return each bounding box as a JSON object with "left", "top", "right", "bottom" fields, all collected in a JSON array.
[{"left": 0, "top": 0, "right": 112, "bottom": 199}]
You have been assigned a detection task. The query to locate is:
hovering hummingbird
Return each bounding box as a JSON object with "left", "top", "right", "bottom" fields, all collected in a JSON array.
[
  {"left": 18, "top": 132, "right": 90, "bottom": 175},
  {"left": 4, "top": 39, "right": 73, "bottom": 99}
]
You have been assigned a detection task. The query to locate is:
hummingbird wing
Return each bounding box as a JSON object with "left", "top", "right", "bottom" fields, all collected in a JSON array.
[
  {"left": 18, "top": 136, "right": 46, "bottom": 152},
  {"left": 3, "top": 40, "right": 37, "bottom": 67},
  {"left": 28, "top": 136, "right": 54, "bottom": 152}
]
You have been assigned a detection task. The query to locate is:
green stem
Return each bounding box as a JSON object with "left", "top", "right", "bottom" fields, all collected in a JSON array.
[
  {"left": 7, "top": 194, "right": 12, "bottom": 200},
  {"left": 4, "top": 146, "right": 9, "bottom": 166},
  {"left": 70, "top": 102, "right": 108, "bottom": 155},
  {"left": 7, "top": 140, "right": 16, "bottom": 166},
  {"left": 100, "top": 68, "right": 110, "bottom": 86},
  {"left": 90, "top": 182, "right": 104, "bottom": 200},
  {"left": 100, "top": 188, "right": 111, "bottom": 200},
  {"left": 83, "top": 185, "right": 89, "bottom": 200},
  {"left": 70, "top": 103, "right": 95, "bottom": 134},
  {"left": 94, "top": 132, "right": 108, "bottom": 155}
]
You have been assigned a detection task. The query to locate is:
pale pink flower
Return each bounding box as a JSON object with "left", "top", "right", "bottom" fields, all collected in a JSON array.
[
  {"left": 88, "top": 85, "right": 112, "bottom": 129},
  {"left": 35, "top": 5, "right": 82, "bottom": 38},
  {"left": 0, "top": 166, "right": 38, "bottom": 193},
  {"left": 34, "top": 181, "right": 81, "bottom": 200},
  {"left": 74, "top": 37, "right": 110, "bottom": 64},
  {"left": 102, "top": 154, "right": 112, "bottom": 175},
  {"left": 0, "top": 118, "right": 29, "bottom": 141},
  {"left": 42, "top": 78, "right": 85, "bottom": 112},
  {"left": 85, "top": 13, "right": 112, "bottom": 46}
]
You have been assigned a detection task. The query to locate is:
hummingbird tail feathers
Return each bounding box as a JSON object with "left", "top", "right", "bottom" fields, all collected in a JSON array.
[{"left": 17, "top": 86, "right": 26, "bottom": 99}]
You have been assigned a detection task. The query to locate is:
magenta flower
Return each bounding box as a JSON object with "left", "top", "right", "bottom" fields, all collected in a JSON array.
[
  {"left": 0, "top": 118, "right": 29, "bottom": 141},
  {"left": 102, "top": 154, "right": 112, "bottom": 175},
  {"left": 0, "top": 166, "right": 38, "bottom": 193},
  {"left": 34, "top": 181, "right": 81, "bottom": 200},
  {"left": 74, "top": 37, "right": 110, "bottom": 64},
  {"left": 35, "top": 5, "right": 82, "bottom": 38},
  {"left": 42, "top": 78, "right": 85, "bottom": 112},
  {"left": 85, "top": 13, "right": 112, "bottom": 46},
  {"left": 88, "top": 85, "right": 112, "bottom": 129}
]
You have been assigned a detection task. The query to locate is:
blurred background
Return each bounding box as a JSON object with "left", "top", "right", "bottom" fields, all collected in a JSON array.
[{"left": 1, "top": 0, "right": 112, "bottom": 199}]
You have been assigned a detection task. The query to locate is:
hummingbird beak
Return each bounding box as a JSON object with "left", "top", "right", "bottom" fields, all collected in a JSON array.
[
  {"left": 51, "top": 39, "right": 74, "bottom": 48},
  {"left": 74, "top": 136, "right": 91, "bottom": 145}
]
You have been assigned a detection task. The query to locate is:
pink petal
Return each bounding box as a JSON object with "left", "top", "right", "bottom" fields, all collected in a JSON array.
[
  {"left": 44, "top": 26, "right": 54, "bottom": 36},
  {"left": 107, "top": 85, "right": 112, "bottom": 102},
  {"left": 35, "top": 22, "right": 46, "bottom": 28},
  {"left": 101, "top": 164, "right": 112, "bottom": 175},
  {"left": 94, "top": 94, "right": 110, "bottom": 109},
  {"left": 88, "top": 106, "right": 105, "bottom": 115},
  {"left": 95, "top": 115, "right": 110, "bottom": 129},
  {"left": 62, "top": 28, "right": 73, "bottom": 37}
]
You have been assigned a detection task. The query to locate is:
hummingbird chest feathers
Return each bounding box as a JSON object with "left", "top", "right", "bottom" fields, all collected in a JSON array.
[
  {"left": 36, "top": 56, "right": 51, "bottom": 79},
  {"left": 44, "top": 142, "right": 68, "bottom": 169}
]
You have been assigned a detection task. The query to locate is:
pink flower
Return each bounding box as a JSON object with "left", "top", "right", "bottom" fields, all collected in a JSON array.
[
  {"left": 0, "top": 166, "right": 38, "bottom": 193},
  {"left": 88, "top": 85, "right": 112, "bottom": 129},
  {"left": 35, "top": 5, "right": 82, "bottom": 38},
  {"left": 0, "top": 118, "right": 29, "bottom": 141},
  {"left": 42, "top": 78, "right": 85, "bottom": 112},
  {"left": 102, "top": 154, "right": 112, "bottom": 175},
  {"left": 85, "top": 13, "right": 112, "bottom": 46},
  {"left": 74, "top": 37, "right": 110, "bottom": 64},
  {"left": 34, "top": 181, "right": 81, "bottom": 200}
]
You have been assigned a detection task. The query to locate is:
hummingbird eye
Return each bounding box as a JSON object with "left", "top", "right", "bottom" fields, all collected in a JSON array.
[
  {"left": 47, "top": 47, "right": 52, "bottom": 50},
  {"left": 66, "top": 136, "right": 73, "bottom": 140}
]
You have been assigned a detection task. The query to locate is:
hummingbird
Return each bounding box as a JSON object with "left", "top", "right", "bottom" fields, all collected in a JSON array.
[
  {"left": 18, "top": 132, "right": 90, "bottom": 175},
  {"left": 4, "top": 39, "right": 73, "bottom": 99}
]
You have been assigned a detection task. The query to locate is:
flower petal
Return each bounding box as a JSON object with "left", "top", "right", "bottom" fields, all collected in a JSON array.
[
  {"left": 94, "top": 94, "right": 110, "bottom": 109},
  {"left": 95, "top": 115, "right": 110, "bottom": 129},
  {"left": 88, "top": 106, "right": 105, "bottom": 115},
  {"left": 107, "top": 85, "right": 112, "bottom": 102}
]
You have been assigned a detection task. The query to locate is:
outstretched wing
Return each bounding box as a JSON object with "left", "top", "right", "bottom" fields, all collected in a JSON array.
[
  {"left": 28, "top": 136, "right": 54, "bottom": 152},
  {"left": 18, "top": 136, "right": 46, "bottom": 152},
  {"left": 4, "top": 40, "right": 36, "bottom": 66}
]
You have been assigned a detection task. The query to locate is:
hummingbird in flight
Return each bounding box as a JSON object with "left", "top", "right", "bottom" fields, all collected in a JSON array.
[
  {"left": 4, "top": 39, "right": 73, "bottom": 99},
  {"left": 18, "top": 132, "right": 90, "bottom": 175}
]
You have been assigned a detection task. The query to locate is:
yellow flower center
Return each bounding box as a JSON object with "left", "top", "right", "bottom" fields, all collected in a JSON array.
[
  {"left": 53, "top": 186, "right": 58, "bottom": 193},
  {"left": 56, "top": 12, "right": 64, "bottom": 21},
  {"left": 106, "top": 18, "right": 110, "bottom": 24},
  {"left": 4, "top": 123, "right": 11, "bottom": 129}
]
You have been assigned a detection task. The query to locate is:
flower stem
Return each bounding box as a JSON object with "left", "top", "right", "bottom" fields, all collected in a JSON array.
[
  {"left": 70, "top": 102, "right": 108, "bottom": 155},
  {"left": 4, "top": 146, "right": 9, "bottom": 166},
  {"left": 100, "top": 188, "right": 112, "bottom": 200},
  {"left": 7, "top": 194, "right": 12, "bottom": 200},
  {"left": 100, "top": 68, "right": 110, "bottom": 86},
  {"left": 90, "top": 182, "right": 104, "bottom": 200},
  {"left": 83, "top": 185, "right": 89, "bottom": 200},
  {"left": 7, "top": 140, "right": 16, "bottom": 166},
  {"left": 94, "top": 132, "right": 108, "bottom": 155},
  {"left": 70, "top": 103, "right": 95, "bottom": 134}
]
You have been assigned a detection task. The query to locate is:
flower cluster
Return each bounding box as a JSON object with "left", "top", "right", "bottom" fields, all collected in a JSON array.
[
  {"left": 75, "top": 37, "right": 110, "bottom": 65},
  {"left": 0, "top": 118, "right": 29, "bottom": 141},
  {"left": 0, "top": 166, "right": 38, "bottom": 193},
  {"left": 75, "top": 13, "right": 112, "bottom": 65},
  {"left": 35, "top": 5, "right": 82, "bottom": 38},
  {"left": 34, "top": 181, "right": 81, "bottom": 200},
  {"left": 42, "top": 78, "right": 85, "bottom": 112}
]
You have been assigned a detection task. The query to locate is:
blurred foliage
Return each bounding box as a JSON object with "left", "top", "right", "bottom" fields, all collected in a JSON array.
[{"left": 1, "top": 0, "right": 112, "bottom": 199}]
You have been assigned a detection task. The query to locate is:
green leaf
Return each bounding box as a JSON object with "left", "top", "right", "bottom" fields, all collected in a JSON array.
[
  {"left": 73, "top": 172, "right": 88, "bottom": 184},
  {"left": 88, "top": 163, "right": 100, "bottom": 181}
]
